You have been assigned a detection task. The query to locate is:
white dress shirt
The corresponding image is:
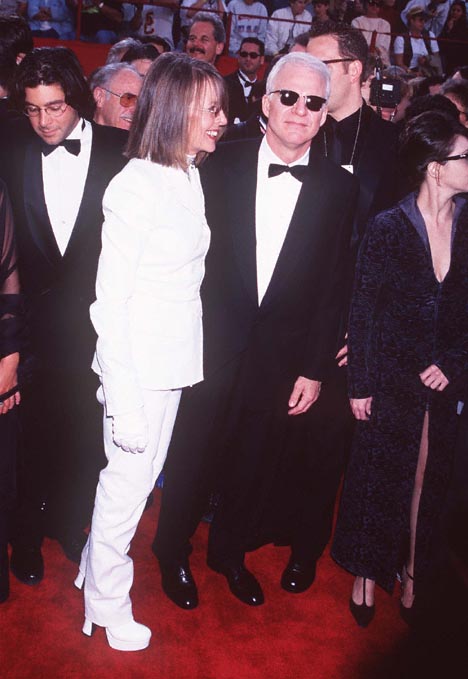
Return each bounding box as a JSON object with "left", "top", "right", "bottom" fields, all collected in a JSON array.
[
  {"left": 42, "top": 118, "right": 92, "bottom": 255},
  {"left": 255, "top": 137, "right": 309, "bottom": 304}
]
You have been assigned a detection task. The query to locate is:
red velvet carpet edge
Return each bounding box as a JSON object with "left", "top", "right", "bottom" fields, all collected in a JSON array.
[{"left": 0, "top": 492, "right": 411, "bottom": 679}]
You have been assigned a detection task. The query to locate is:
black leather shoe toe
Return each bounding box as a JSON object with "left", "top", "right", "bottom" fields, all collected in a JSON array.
[
  {"left": 160, "top": 560, "right": 198, "bottom": 610},
  {"left": 10, "top": 545, "right": 44, "bottom": 585},
  {"left": 209, "top": 561, "right": 264, "bottom": 606},
  {"left": 281, "top": 559, "right": 316, "bottom": 593}
]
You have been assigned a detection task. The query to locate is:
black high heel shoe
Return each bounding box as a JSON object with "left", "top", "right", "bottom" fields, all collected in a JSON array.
[
  {"left": 399, "top": 566, "right": 415, "bottom": 625},
  {"left": 349, "top": 577, "right": 375, "bottom": 628}
]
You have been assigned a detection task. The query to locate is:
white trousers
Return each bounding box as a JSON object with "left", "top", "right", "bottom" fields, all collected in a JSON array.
[{"left": 79, "top": 387, "right": 181, "bottom": 627}]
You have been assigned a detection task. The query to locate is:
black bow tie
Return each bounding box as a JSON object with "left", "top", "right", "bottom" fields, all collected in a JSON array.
[
  {"left": 42, "top": 138, "right": 81, "bottom": 157},
  {"left": 268, "top": 163, "right": 309, "bottom": 182}
]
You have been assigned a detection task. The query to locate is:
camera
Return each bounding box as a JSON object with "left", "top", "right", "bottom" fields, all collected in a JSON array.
[{"left": 370, "top": 76, "right": 402, "bottom": 109}]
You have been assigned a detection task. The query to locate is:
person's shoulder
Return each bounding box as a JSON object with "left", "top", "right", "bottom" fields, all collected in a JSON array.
[
  {"left": 92, "top": 122, "right": 128, "bottom": 148},
  {"left": 366, "top": 107, "right": 398, "bottom": 142},
  {"left": 316, "top": 155, "right": 359, "bottom": 193}
]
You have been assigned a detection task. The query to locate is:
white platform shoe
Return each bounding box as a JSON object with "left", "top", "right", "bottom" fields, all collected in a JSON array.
[{"left": 82, "top": 617, "right": 152, "bottom": 651}]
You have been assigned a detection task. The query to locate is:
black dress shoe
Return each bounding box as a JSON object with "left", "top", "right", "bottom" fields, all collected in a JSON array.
[
  {"left": 209, "top": 560, "right": 264, "bottom": 606},
  {"left": 160, "top": 559, "right": 198, "bottom": 610},
  {"left": 10, "top": 544, "right": 44, "bottom": 585},
  {"left": 0, "top": 549, "right": 9, "bottom": 603},
  {"left": 58, "top": 530, "right": 88, "bottom": 564},
  {"left": 281, "top": 558, "right": 316, "bottom": 594}
]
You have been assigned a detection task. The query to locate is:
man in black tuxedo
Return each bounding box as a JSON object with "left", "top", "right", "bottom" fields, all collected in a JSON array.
[
  {"left": 224, "top": 37, "right": 265, "bottom": 125},
  {"left": 154, "top": 51, "right": 358, "bottom": 608},
  {"left": 301, "top": 24, "right": 399, "bottom": 572},
  {"left": 0, "top": 47, "right": 128, "bottom": 584}
]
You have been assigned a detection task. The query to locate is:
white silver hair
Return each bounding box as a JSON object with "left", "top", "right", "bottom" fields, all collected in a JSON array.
[{"left": 266, "top": 52, "right": 331, "bottom": 102}]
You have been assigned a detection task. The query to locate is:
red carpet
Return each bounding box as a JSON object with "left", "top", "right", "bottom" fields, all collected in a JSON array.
[{"left": 0, "top": 493, "right": 417, "bottom": 679}]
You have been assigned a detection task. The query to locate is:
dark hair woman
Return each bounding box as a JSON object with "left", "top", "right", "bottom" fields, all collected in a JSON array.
[
  {"left": 438, "top": 0, "right": 468, "bottom": 77},
  {"left": 0, "top": 181, "right": 24, "bottom": 603},
  {"left": 75, "top": 52, "right": 227, "bottom": 652},
  {"left": 332, "top": 111, "right": 468, "bottom": 627}
]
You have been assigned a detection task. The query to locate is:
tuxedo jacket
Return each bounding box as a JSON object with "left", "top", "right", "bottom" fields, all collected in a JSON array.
[
  {"left": 200, "top": 138, "right": 359, "bottom": 405},
  {"left": 0, "top": 120, "right": 128, "bottom": 376},
  {"left": 310, "top": 103, "right": 399, "bottom": 246},
  {"left": 224, "top": 71, "right": 258, "bottom": 125}
]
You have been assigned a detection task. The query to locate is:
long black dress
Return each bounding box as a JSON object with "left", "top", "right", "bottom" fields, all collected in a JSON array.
[
  {"left": 332, "top": 193, "right": 468, "bottom": 593},
  {"left": 0, "top": 180, "right": 24, "bottom": 562}
]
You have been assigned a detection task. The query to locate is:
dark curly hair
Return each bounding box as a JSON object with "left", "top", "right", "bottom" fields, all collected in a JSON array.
[{"left": 12, "top": 47, "right": 95, "bottom": 119}]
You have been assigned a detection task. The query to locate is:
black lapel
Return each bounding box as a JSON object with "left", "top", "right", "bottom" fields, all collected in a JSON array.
[
  {"left": 225, "top": 140, "right": 260, "bottom": 305},
  {"left": 23, "top": 137, "right": 62, "bottom": 266},
  {"left": 261, "top": 157, "right": 332, "bottom": 308}
]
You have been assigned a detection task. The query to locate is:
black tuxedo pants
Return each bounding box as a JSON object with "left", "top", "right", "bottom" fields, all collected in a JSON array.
[
  {"left": 155, "top": 356, "right": 354, "bottom": 567},
  {"left": 11, "top": 368, "right": 105, "bottom": 547}
]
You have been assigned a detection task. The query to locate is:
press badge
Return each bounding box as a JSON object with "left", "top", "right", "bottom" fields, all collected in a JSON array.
[{"left": 341, "top": 164, "right": 354, "bottom": 174}]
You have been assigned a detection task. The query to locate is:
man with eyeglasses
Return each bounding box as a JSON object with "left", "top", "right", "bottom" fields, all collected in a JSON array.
[
  {"left": 153, "top": 52, "right": 358, "bottom": 609},
  {"left": 224, "top": 37, "right": 264, "bottom": 124},
  {"left": 91, "top": 62, "right": 143, "bottom": 131},
  {"left": 0, "top": 47, "right": 127, "bottom": 586}
]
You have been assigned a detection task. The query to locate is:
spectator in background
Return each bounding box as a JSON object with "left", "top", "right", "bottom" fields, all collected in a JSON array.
[
  {"left": 401, "top": 0, "right": 451, "bottom": 38},
  {"left": 27, "top": 0, "right": 75, "bottom": 40},
  {"left": 351, "top": 0, "right": 391, "bottom": 67},
  {"left": 311, "top": 0, "right": 334, "bottom": 29},
  {"left": 0, "top": 15, "right": 33, "bottom": 64},
  {"left": 227, "top": 0, "right": 268, "bottom": 55},
  {"left": 441, "top": 78, "right": 468, "bottom": 127},
  {"left": 121, "top": 42, "right": 159, "bottom": 75},
  {"left": 224, "top": 36, "right": 264, "bottom": 122},
  {"left": 129, "top": 0, "right": 178, "bottom": 50},
  {"left": 91, "top": 62, "right": 142, "bottom": 129},
  {"left": 0, "top": 1, "right": 20, "bottom": 17},
  {"left": 438, "top": 1, "right": 468, "bottom": 77},
  {"left": 265, "top": 0, "right": 312, "bottom": 56},
  {"left": 394, "top": 6, "right": 441, "bottom": 76},
  {"left": 140, "top": 35, "right": 171, "bottom": 54},
  {"left": 185, "top": 12, "right": 225, "bottom": 65},
  {"left": 180, "top": 0, "right": 227, "bottom": 44},
  {"left": 79, "top": 0, "right": 123, "bottom": 44},
  {"left": 105, "top": 36, "right": 141, "bottom": 63}
]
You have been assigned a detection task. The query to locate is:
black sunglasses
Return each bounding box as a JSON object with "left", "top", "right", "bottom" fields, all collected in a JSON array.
[
  {"left": 269, "top": 89, "right": 326, "bottom": 112},
  {"left": 321, "top": 58, "right": 355, "bottom": 65},
  {"left": 239, "top": 50, "right": 261, "bottom": 59}
]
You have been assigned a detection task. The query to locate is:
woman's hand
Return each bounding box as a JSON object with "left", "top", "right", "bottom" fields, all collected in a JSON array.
[
  {"left": 419, "top": 364, "right": 449, "bottom": 391},
  {"left": 350, "top": 396, "right": 373, "bottom": 421},
  {"left": 0, "top": 352, "right": 20, "bottom": 415}
]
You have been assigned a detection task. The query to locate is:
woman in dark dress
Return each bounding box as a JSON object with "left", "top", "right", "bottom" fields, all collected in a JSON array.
[
  {"left": 332, "top": 111, "right": 468, "bottom": 626},
  {"left": 438, "top": 1, "right": 468, "bottom": 77},
  {"left": 0, "top": 179, "right": 24, "bottom": 603}
]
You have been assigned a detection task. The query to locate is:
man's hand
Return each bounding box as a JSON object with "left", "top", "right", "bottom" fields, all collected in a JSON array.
[
  {"left": 349, "top": 396, "right": 372, "bottom": 421},
  {"left": 112, "top": 408, "right": 149, "bottom": 453},
  {"left": 288, "top": 376, "right": 321, "bottom": 416},
  {"left": 419, "top": 364, "right": 449, "bottom": 391}
]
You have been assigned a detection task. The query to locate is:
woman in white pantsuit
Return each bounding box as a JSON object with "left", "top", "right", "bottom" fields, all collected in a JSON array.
[{"left": 75, "top": 53, "right": 227, "bottom": 651}]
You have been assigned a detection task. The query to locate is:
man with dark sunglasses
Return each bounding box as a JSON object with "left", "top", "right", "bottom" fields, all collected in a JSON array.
[
  {"left": 91, "top": 62, "right": 143, "bottom": 131},
  {"left": 0, "top": 47, "right": 127, "bottom": 586},
  {"left": 224, "top": 37, "right": 265, "bottom": 124},
  {"left": 153, "top": 51, "right": 358, "bottom": 609}
]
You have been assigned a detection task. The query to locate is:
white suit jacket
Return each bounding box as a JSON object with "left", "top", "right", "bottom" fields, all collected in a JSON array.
[{"left": 90, "top": 158, "right": 211, "bottom": 416}]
